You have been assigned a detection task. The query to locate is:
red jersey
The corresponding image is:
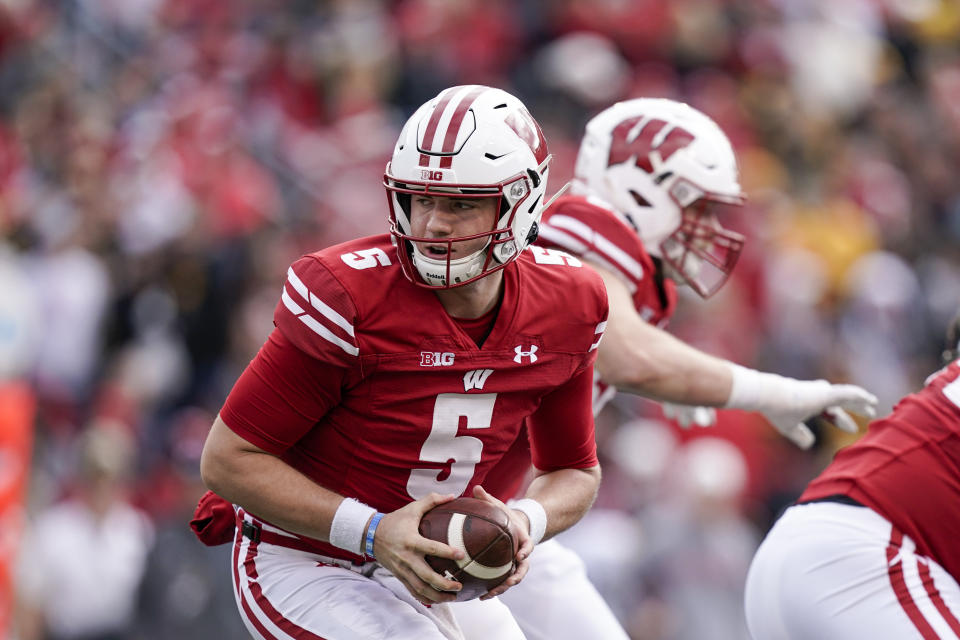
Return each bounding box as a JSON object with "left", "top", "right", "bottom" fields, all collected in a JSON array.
[
  {"left": 483, "top": 194, "right": 677, "bottom": 500},
  {"left": 801, "top": 360, "right": 960, "bottom": 579},
  {"left": 220, "top": 234, "right": 608, "bottom": 562}
]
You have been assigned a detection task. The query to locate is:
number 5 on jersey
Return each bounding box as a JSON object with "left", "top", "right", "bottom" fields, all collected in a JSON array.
[{"left": 407, "top": 393, "right": 497, "bottom": 499}]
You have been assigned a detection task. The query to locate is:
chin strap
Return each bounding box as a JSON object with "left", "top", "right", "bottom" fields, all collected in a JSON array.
[{"left": 413, "top": 245, "right": 489, "bottom": 288}]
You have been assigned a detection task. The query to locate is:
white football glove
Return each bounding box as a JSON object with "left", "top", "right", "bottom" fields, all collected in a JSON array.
[
  {"left": 661, "top": 402, "right": 717, "bottom": 428},
  {"left": 724, "top": 364, "right": 878, "bottom": 449}
]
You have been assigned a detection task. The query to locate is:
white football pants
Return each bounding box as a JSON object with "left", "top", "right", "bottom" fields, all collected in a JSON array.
[
  {"left": 230, "top": 517, "right": 525, "bottom": 640},
  {"left": 453, "top": 538, "right": 629, "bottom": 640},
  {"left": 745, "top": 502, "right": 960, "bottom": 640}
]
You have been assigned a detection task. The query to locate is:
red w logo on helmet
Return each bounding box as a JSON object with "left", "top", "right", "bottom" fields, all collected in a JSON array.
[
  {"left": 505, "top": 107, "right": 549, "bottom": 164},
  {"left": 607, "top": 117, "right": 694, "bottom": 173}
]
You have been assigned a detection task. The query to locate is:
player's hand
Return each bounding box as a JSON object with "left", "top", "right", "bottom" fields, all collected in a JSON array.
[
  {"left": 661, "top": 402, "right": 717, "bottom": 428},
  {"left": 760, "top": 380, "right": 878, "bottom": 449},
  {"left": 471, "top": 485, "right": 531, "bottom": 600},
  {"left": 372, "top": 493, "right": 465, "bottom": 605}
]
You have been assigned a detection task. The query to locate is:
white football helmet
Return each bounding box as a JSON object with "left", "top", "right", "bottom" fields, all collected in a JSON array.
[
  {"left": 385, "top": 85, "right": 552, "bottom": 288},
  {"left": 573, "top": 98, "right": 745, "bottom": 297}
]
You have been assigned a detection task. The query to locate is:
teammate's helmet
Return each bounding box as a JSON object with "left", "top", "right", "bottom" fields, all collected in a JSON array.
[
  {"left": 943, "top": 308, "right": 960, "bottom": 366},
  {"left": 573, "top": 98, "right": 745, "bottom": 297},
  {"left": 385, "top": 85, "right": 552, "bottom": 288}
]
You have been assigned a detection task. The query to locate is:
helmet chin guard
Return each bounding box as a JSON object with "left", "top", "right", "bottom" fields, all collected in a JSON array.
[
  {"left": 385, "top": 85, "right": 552, "bottom": 289},
  {"left": 411, "top": 241, "right": 492, "bottom": 288}
]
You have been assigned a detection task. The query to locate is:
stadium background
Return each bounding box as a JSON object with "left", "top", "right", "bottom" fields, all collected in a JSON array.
[{"left": 1, "top": 1, "right": 959, "bottom": 638}]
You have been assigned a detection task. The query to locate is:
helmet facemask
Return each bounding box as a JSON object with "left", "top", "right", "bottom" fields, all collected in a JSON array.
[
  {"left": 385, "top": 165, "right": 545, "bottom": 288},
  {"left": 658, "top": 179, "right": 745, "bottom": 298}
]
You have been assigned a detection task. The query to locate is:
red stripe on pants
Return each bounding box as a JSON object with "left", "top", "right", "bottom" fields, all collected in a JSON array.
[
  {"left": 918, "top": 559, "right": 960, "bottom": 636},
  {"left": 235, "top": 530, "right": 282, "bottom": 640},
  {"left": 887, "top": 527, "right": 940, "bottom": 639},
  {"left": 243, "top": 538, "right": 330, "bottom": 640}
]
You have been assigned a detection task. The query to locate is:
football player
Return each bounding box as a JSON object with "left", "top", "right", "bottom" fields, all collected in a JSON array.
[
  {"left": 199, "top": 85, "right": 609, "bottom": 640},
  {"left": 744, "top": 311, "right": 960, "bottom": 639},
  {"left": 454, "top": 98, "right": 879, "bottom": 640}
]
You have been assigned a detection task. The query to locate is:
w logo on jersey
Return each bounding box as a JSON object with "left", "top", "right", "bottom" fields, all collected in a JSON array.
[
  {"left": 513, "top": 345, "right": 539, "bottom": 364},
  {"left": 463, "top": 369, "right": 494, "bottom": 391},
  {"left": 607, "top": 116, "right": 694, "bottom": 174}
]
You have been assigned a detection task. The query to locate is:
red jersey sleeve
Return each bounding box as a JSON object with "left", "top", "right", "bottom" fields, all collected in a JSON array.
[
  {"left": 539, "top": 196, "right": 677, "bottom": 326},
  {"left": 527, "top": 364, "right": 599, "bottom": 472},
  {"left": 539, "top": 196, "right": 647, "bottom": 294},
  {"left": 220, "top": 330, "right": 346, "bottom": 454},
  {"left": 274, "top": 255, "right": 360, "bottom": 366}
]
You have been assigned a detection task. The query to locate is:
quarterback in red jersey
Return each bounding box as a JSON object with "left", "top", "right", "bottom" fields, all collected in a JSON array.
[
  {"left": 745, "top": 314, "right": 960, "bottom": 639},
  {"left": 457, "top": 99, "right": 879, "bottom": 640},
  {"left": 199, "top": 85, "right": 608, "bottom": 640}
]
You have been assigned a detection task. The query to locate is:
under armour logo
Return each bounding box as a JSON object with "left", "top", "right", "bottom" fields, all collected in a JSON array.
[
  {"left": 463, "top": 369, "right": 494, "bottom": 391},
  {"left": 514, "top": 345, "right": 539, "bottom": 364}
]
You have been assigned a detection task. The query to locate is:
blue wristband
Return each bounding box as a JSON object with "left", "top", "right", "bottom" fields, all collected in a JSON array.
[{"left": 365, "top": 512, "right": 384, "bottom": 559}]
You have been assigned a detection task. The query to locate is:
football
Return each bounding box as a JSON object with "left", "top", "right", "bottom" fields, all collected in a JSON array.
[{"left": 419, "top": 497, "right": 518, "bottom": 601}]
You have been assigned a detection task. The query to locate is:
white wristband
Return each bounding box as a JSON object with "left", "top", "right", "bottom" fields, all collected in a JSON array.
[
  {"left": 510, "top": 498, "right": 547, "bottom": 545},
  {"left": 329, "top": 498, "right": 377, "bottom": 556},
  {"left": 724, "top": 363, "right": 776, "bottom": 411}
]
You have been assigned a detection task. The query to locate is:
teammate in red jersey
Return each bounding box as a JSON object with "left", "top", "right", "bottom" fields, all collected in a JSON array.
[
  {"left": 454, "top": 98, "right": 879, "bottom": 640},
  {"left": 745, "top": 312, "right": 960, "bottom": 639},
  {"left": 199, "top": 85, "right": 609, "bottom": 640}
]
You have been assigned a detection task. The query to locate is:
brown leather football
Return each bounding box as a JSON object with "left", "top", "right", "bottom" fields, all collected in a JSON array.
[{"left": 418, "top": 497, "right": 518, "bottom": 601}]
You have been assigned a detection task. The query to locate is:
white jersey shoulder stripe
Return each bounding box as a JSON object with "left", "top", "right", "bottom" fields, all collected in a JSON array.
[
  {"left": 545, "top": 215, "right": 644, "bottom": 281},
  {"left": 537, "top": 223, "right": 588, "bottom": 254},
  {"left": 538, "top": 225, "right": 638, "bottom": 294},
  {"left": 589, "top": 320, "right": 607, "bottom": 352},
  {"left": 282, "top": 268, "right": 359, "bottom": 357},
  {"left": 281, "top": 289, "right": 359, "bottom": 357},
  {"left": 287, "top": 267, "right": 355, "bottom": 337}
]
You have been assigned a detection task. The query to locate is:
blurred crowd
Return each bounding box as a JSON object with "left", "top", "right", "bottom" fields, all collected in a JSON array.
[{"left": 2, "top": 0, "right": 960, "bottom": 638}]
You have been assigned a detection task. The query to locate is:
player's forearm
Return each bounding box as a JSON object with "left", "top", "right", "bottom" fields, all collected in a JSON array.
[
  {"left": 522, "top": 465, "right": 601, "bottom": 541},
  {"left": 200, "top": 414, "right": 352, "bottom": 544},
  {"left": 590, "top": 262, "right": 733, "bottom": 405},
  {"left": 596, "top": 318, "right": 733, "bottom": 406}
]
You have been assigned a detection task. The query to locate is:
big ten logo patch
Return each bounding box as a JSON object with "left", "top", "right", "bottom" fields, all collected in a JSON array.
[{"left": 421, "top": 352, "right": 455, "bottom": 367}]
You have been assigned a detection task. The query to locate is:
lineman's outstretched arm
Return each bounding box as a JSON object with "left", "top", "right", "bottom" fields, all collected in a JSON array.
[{"left": 591, "top": 263, "right": 877, "bottom": 448}]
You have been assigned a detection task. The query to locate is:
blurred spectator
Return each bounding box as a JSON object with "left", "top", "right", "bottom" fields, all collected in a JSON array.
[
  {"left": 0, "top": 241, "right": 37, "bottom": 382},
  {"left": 839, "top": 250, "right": 930, "bottom": 414},
  {"left": 561, "top": 433, "right": 758, "bottom": 640},
  {"left": 133, "top": 407, "right": 249, "bottom": 639},
  {"left": 15, "top": 424, "right": 154, "bottom": 640},
  {"left": 0, "top": 240, "right": 37, "bottom": 634}
]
